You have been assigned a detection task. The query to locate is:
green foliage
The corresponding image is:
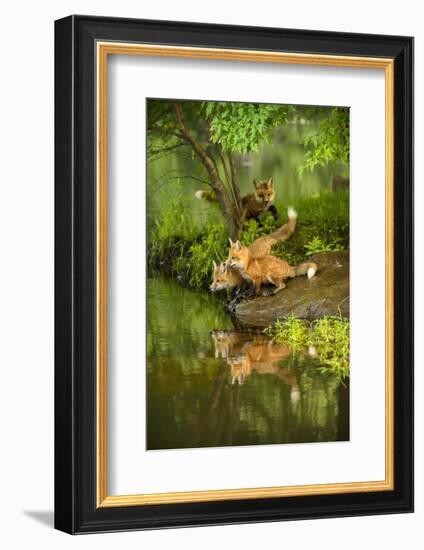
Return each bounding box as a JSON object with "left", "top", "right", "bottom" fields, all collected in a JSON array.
[
  {"left": 264, "top": 315, "right": 309, "bottom": 351},
  {"left": 298, "top": 107, "right": 349, "bottom": 175},
  {"left": 188, "top": 226, "right": 229, "bottom": 289},
  {"left": 238, "top": 215, "right": 279, "bottom": 246},
  {"left": 150, "top": 181, "right": 197, "bottom": 243},
  {"left": 147, "top": 99, "right": 291, "bottom": 157},
  {"left": 147, "top": 100, "right": 350, "bottom": 239},
  {"left": 304, "top": 236, "right": 344, "bottom": 257},
  {"left": 202, "top": 102, "right": 291, "bottom": 154},
  {"left": 312, "top": 316, "right": 350, "bottom": 376},
  {"left": 148, "top": 194, "right": 229, "bottom": 289},
  {"left": 265, "top": 314, "right": 350, "bottom": 377},
  {"left": 271, "top": 191, "right": 349, "bottom": 265},
  {"left": 148, "top": 182, "right": 196, "bottom": 282},
  {"left": 148, "top": 190, "right": 349, "bottom": 291}
]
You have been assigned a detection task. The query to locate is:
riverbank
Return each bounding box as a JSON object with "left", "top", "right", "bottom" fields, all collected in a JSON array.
[
  {"left": 234, "top": 250, "right": 349, "bottom": 323},
  {"left": 148, "top": 190, "right": 349, "bottom": 291}
]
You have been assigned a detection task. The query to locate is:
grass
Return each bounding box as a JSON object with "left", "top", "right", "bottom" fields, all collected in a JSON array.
[
  {"left": 270, "top": 190, "right": 349, "bottom": 265},
  {"left": 148, "top": 192, "right": 229, "bottom": 288},
  {"left": 148, "top": 189, "right": 349, "bottom": 290},
  {"left": 264, "top": 314, "right": 350, "bottom": 377}
]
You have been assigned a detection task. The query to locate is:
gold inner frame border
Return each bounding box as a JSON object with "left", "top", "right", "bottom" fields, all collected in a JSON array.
[{"left": 96, "top": 42, "right": 394, "bottom": 508}]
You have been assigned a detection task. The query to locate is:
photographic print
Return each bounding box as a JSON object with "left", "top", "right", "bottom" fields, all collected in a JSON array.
[
  {"left": 55, "top": 17, "right": 413, "bottom": 532},
  {"left": 147, "top": 98, "right": 350, "bottom": 451}
]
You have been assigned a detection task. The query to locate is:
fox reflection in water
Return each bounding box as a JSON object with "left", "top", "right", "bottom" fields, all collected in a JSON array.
[
  {"left": 146, "top": 277, "right": 349, "bottom": 450},
  {"left": 211, "top": 330, "right": 302, "bottom": 403}
]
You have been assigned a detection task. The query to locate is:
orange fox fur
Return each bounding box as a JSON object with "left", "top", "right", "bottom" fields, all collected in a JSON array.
[
  {"left": 209, "top": 208, "right": 297, "bottom": 293},
  {"left": 209, "top": 332, "right": 301, "bottom": 399},
  {"left": 227, "top": 337, "right": 299, "bottom": 390},
  {"left": 241, "top": 177, "right": 277, "bottom": 221},
  {"left": 242, "top": 206, "right": 297, "bottom": 258},
  {"left": 228, "top": 241, "right": 317, "bottom": 296},
  {"left": 209, "top": 261, "right": 244, "bottom": 293}
]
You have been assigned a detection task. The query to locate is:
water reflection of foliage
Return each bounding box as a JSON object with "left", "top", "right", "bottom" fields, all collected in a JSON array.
[
  {"left": 147, "top": 277, "right": 232, "bottom": 358},
  {"left": 264, "top": 315, "right": 350, "bottom": 377},
  {"left": 147, "top": 285, "right": 349, "bottom": 451},
  {"left": 147, "top": 351, "right": 348, "bottom": 449}
]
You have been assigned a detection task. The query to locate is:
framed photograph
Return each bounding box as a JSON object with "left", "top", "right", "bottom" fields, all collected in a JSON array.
[{"left": 54, "top": 15, "right": 413, "bottom": 534}]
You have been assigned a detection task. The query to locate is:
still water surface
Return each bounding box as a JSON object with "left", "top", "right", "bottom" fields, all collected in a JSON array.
[{"left": 147, "top": 277, "right": 349, "bottom": 450}]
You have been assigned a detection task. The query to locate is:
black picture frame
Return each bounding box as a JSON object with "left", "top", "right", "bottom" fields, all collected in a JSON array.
[{"left": 55, "top": 15, "right": 414, "bottom": 534}]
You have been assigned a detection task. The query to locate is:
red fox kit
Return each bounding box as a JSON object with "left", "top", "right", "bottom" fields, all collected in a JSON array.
[
  {"left": 209, "top": 208, "right": 297, "bottom": 294},
  {"left": 196, "top": 176, "right": 278, "bottom": 221},
  {"left": 210, "top": 208, "right": 297, "bottom": 294},
  {"left": 228, "top": 241, "right": 317, "bottom": 296},
  {"left": 209, "top": 261, "right": 244, "bottom": 293}
]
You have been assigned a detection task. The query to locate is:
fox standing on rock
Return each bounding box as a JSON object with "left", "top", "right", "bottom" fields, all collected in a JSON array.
[
  {"left": 227, "top": 240, "right": 318, "bottom": 297},
  {"left": 209, "top": 208, "right": 298, "bottom": 294},
  {"left": 196, "top": 176, "right": 278, "bottom": 222}
]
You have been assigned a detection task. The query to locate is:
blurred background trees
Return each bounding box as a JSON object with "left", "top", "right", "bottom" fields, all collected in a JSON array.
[{"left": 147, "top": 99, "right": 349, "bottom": 239}]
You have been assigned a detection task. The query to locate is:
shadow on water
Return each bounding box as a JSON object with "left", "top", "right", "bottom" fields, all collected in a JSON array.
[{"left": 147, "top": 277, "right": 349, "bottom": 451}]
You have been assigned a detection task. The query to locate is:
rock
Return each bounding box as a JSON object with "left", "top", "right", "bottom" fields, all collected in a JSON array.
[{"left": 234, "top": 250, "right": 349, "bottom": 328}]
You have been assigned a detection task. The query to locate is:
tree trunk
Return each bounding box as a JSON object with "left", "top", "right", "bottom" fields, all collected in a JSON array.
[
  {"left": 211, "top": 179, "right": 240, "bottom": 240},
  {"left": 228, "top": 151, "right": 243, "bottom": 222},
  {"left": 175, "top": 103, "right": 240, "bottom": 240}
]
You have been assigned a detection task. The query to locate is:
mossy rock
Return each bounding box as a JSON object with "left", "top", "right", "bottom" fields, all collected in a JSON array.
[{"left": 235, "top": 251, "right": 349, "bottom": 327}]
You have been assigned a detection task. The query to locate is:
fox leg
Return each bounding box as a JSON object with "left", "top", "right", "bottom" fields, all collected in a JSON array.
[
  {"left": 263, "top": 275, "right": 286, "bottom": 296},
  {"left": 268, "top": 204, "right": 278, "bottom": 220},
  {"left": 246, "top": 284, "right": 257, "bottom": 297},
  {"left": 230, "top": 286, "right": 254, "bottom": 304},
  {"left": 272, "top": 275, "right": 286, "bottom": 294},
  {"left": 271, "top": 281, "right": 286, "bottom": 295},
  {"left": 231, "top": 287, "right": 241, "bottom": 297},
  {"left": 254, "top": 279, "right": 262, "bottom": 296}
]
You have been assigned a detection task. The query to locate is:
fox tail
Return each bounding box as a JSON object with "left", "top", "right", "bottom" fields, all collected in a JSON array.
[
  {"left": 289, "top": 261, "right": 318, "bottom": 280},
  {"left": 195, "top": 190, "right": 217, "bottom": 203},
  {"left": 268, "top": 207, "right": 297, "bottom": 243}
]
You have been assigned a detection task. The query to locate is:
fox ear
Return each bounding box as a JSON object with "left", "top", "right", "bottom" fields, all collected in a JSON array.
[
  {"left": 221, "top": 263, "right": 227, "bottom": 273},
  {"left": 253, "top": 179, "right": 259, "bottom": 189},
  {"left": 235, "top": 240, "right": 242, "bottom": 251},
  {"left": 212, "top": 260, "right": 217, "bottom": 270},
  {"left": 267, "top": 177, "right": 274, "bottom": 187},
  {"left": 229, "top": 238, "right": 234, "bottom": 246}
]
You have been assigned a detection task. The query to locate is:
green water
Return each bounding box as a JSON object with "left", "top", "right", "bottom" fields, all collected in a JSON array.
[{"left": 147, "top": 277, "right": 349, "bottom": 450}]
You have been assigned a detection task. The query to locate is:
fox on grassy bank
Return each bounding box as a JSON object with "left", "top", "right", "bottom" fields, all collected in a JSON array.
[
  {"left": 196, "top": 177, "right": 278, "bottom": 222},
  {"left": 228, "top": 241, "right": 317, "bottom": 296}
]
